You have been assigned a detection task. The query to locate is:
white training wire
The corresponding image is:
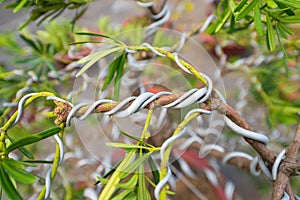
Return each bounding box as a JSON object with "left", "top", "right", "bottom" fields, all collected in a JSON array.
[{"left": 272, "top": 149, "right": 286, "bottom": 180}]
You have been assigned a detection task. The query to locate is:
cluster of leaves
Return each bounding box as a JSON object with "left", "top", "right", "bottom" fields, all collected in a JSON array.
[
  {"left": 0, "top": 20, "right": 88, "bottom": 107},
  {"left": 0, "top": 0, "right": 93, "bottom": 29},
  {"left": 251, "top": 62, "right": 300, "bottom": 127},
  {"left": 0, "top": 126, "right": 61, "bottom": 199},
  {"left": 98, "top": 16, "right": 176, "bottom": 47},
  {"left": 207, "top": 0, "right": 300, "bottom": 51},
  {"left": 1, "top": 20, "right": 86, "bottom": 70},
  {"left": 205, "top": 0, "right": 300, "bottom": 128},
  {"left": 95, "top": 131, "right": 170, "bottom": 200}
]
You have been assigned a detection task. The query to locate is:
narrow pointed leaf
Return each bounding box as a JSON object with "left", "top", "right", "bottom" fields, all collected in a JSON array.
[
  {"left": 99, "top": 150, "right": 136, "bottom": 200},
  {"left": 215, "top": 9, "right": 231, "bottom": 32},
  {"left": 76, "top": 47, "right": 122, "bottom": 77},
  {"left": 266, "top": 14, "right": 276, "bottom": 51},
  {"left": 274, "top": 0, "right": 300, "bottom": 8},
  {"left": 267, "top": 0, "right": 278, "bottom": 8},
  {"left": 120, "top": 152, "right": 151, "bottom": 179},
  {"left": 7, "top": 136, "right": 34, "bottom": 159},
  {"left": 97, "top": 174, "right": 138, "bottom": 189},
  {"left": 0, "top": 163, "right": 22, "bottom": 200},
  {"left": 114, "top": 53, "right": 127, "bottom": 99},
  {"left": 254, "top": 2, "right": 263, "bottom": 36},
  {"left": 235, "top": 0, "right": 258, "bottom": 21},
  {"left": 137, "top": 162, "right": 151, "bottom": 200},
  {"left": 278, "top": 16, "right": 300, "bottom": 23},
  {"left": 13, "top": 0, "right": 27, "bottom": 13},
  {"left": 118, "top": 174, "right": 138, "bottom": 189},
  {"left": 105, "top": 142, "right": 151, "bottom": 151},
  {"left": 277, "top": 22, "right": 294, "bottom": 37},
  {"left": 234, "top": 0, "right": 248, "bottom": 12},
  {"left": 148, "top": 156, "right": 160, "bottom": 184},
  {"left": 75, "top": 32, "right": 125, "bottom": 46},
  {"left": 8, "top": 159, "right": 36, "bottom": 167},
  {"left": 101, "top": 54, "right": 123, "bottom": 91},
  {"left": 119, "top": 130, "right": 154, "bottom": 148},
  {"left": 45, "top": 60, "right": 59, "bottom": 77},
  {"left": 102, "top": 159, "right": 122, "bottom": 179},
  {"left": 5, "top": 127, "right": 61, "bottom": 153},
  {"left": 19, "top": 34, "right": 39, "bottom": 52},
  {"left": 111, "top": 190, "right": 132, "bottom": 200},
  {"left": 2, "top": 159, "right": 36, "bottom": 184}
]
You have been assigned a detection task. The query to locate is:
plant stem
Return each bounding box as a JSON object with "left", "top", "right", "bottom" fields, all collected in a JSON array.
[
  {"left": 159, "top": 112, "right": 199, "bottom": 199},
  {"left": 1, "top": 92, "right": 55, "bottom": 132},
  {"left": 141, "top": 108, "right": 153, "bottom": 140},
  {"left": 36, "top": 123, "right": 65, "bottom": 200},
  {"left": 126, "top": 46, "right": 208, "bottom": 86}
]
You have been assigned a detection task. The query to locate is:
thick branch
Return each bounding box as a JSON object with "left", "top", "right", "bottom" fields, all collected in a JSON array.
[
  {"left": 272, "top": 122, "right": 300, "bottom": 200},
  {"left": 286, "top": 123, "right": 300, "bottom": 158},
  {"left": 210, "top": 99, "right": 276, "bottom": 166}
]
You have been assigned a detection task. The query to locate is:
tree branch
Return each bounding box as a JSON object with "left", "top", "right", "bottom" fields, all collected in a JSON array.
[
  {"left": 55, "top": 92, "right": 300, "bottom": 200},
  {"left": 210, "top": 99, "right": 276, "bottom": 166},
  {"left": 272, "top": 122, "right": 300, "bottom": 200}
]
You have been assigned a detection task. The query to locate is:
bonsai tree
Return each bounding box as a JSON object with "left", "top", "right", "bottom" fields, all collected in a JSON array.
[{"left": 0, "top": 0, "right": 299, "bottom": 199}]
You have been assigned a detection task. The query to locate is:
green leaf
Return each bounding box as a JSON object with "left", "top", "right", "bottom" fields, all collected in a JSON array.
[
  {"left": 235, "top": 0, "right": 258, "bottom": 21},
  {"left": 105, "top": 142, "right": 152, "bottom": 151},
  {"left": 5, "top": 127, "right": 61, "bottom": 153},
  {"left": 204, "top": 20, "right": 220, "bottom": 34},
  {"left": 8, "top": 159, "right": 36, "bottom": 167},
  {"left": 276, "top": 2, "right": 295, "bottom": 16},
  {"left": 7, "top": 136, "right": 34, "bottom": 159},
  {"left": 4, "top": 1, "right": 18, "bottom": 9},
  {"left": 97, "top": 174, "right": 138, "bottom": 189},
  {"left": 111, "top": 190, "right": 133, "bottom": 200},
  {"left": 273, "top": 0, "right": 300, "bottom": 9},
  {"left": 228, "top": 0, "right": 237, "bottom": 12},
  {"left": 120, "top": 152, "right": 151, "bottom": 179},
  {"left": 14, "top": 56, "right": 40, "bottom": 64},
  {"left": 267, "top": 0, "right": 278, "bottom": 8},
  {"left": 137, "top": 162, "right": 151, "bottom": 200},
  {"left": 2, "top": 158, "right": 36, "bottom": 184},
  {"left": 71, "top": 6, "right": 88, "bottom": 28},
  {"left": 102, "top": 160, "right": 122, "bottom": 179},
  {"left": 45, "top": 59, "right": 59, "bottom": 77},
  {"left": 234, "top": 0, "right": 248, "bottom": 12},
  {"left": 277, "top": 22, "right": 294, "bottom": 38},
  {"left": 254, "top": 2, "right": 264, "bottom": 36},
  {"left": 278, "top": 16, "right": 300, "bottom": 23},
  {"left": 13, "top": 0, "right": 27, "bottom": 13},
  {"left": 266, "top": 13, "right": 276, "bottom": 51},
  {"left": 119, "top": 130, "right": 154, "bottom": 148},
  {"left": 75, "top": 32, "right": 125, "bottom": 46},
  {"left": 99, "top": 150, "right": 136, "bottom": 200},
  {"left": 119, "top": 174, "right": 138, "bottom": 189},
  {"left": 0, "top": 163, "right": 22, "bottom": 200},
  {"left": 101, "top": 54, "right": 123, "bottom": 91},
  {"left": 215, "top": 9, "right": 231, "bottom": 32},
  {"left": 76, "top": 46, "right": 122, "bottom": 77},
  {"left": 275, "top": 26, "right": 289, "bottom": 74},
  {"left": 276, "top": 23, "right": 288, "bottom": 38},
  {"left": 148, "top": 156, "right": 160, "bottom": 184},
  {"left": 113, "top": 53, "right": 127, "bottom": 99},
  {"left": 19, "top": 34, "right": 39, "bottom": 52}
]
